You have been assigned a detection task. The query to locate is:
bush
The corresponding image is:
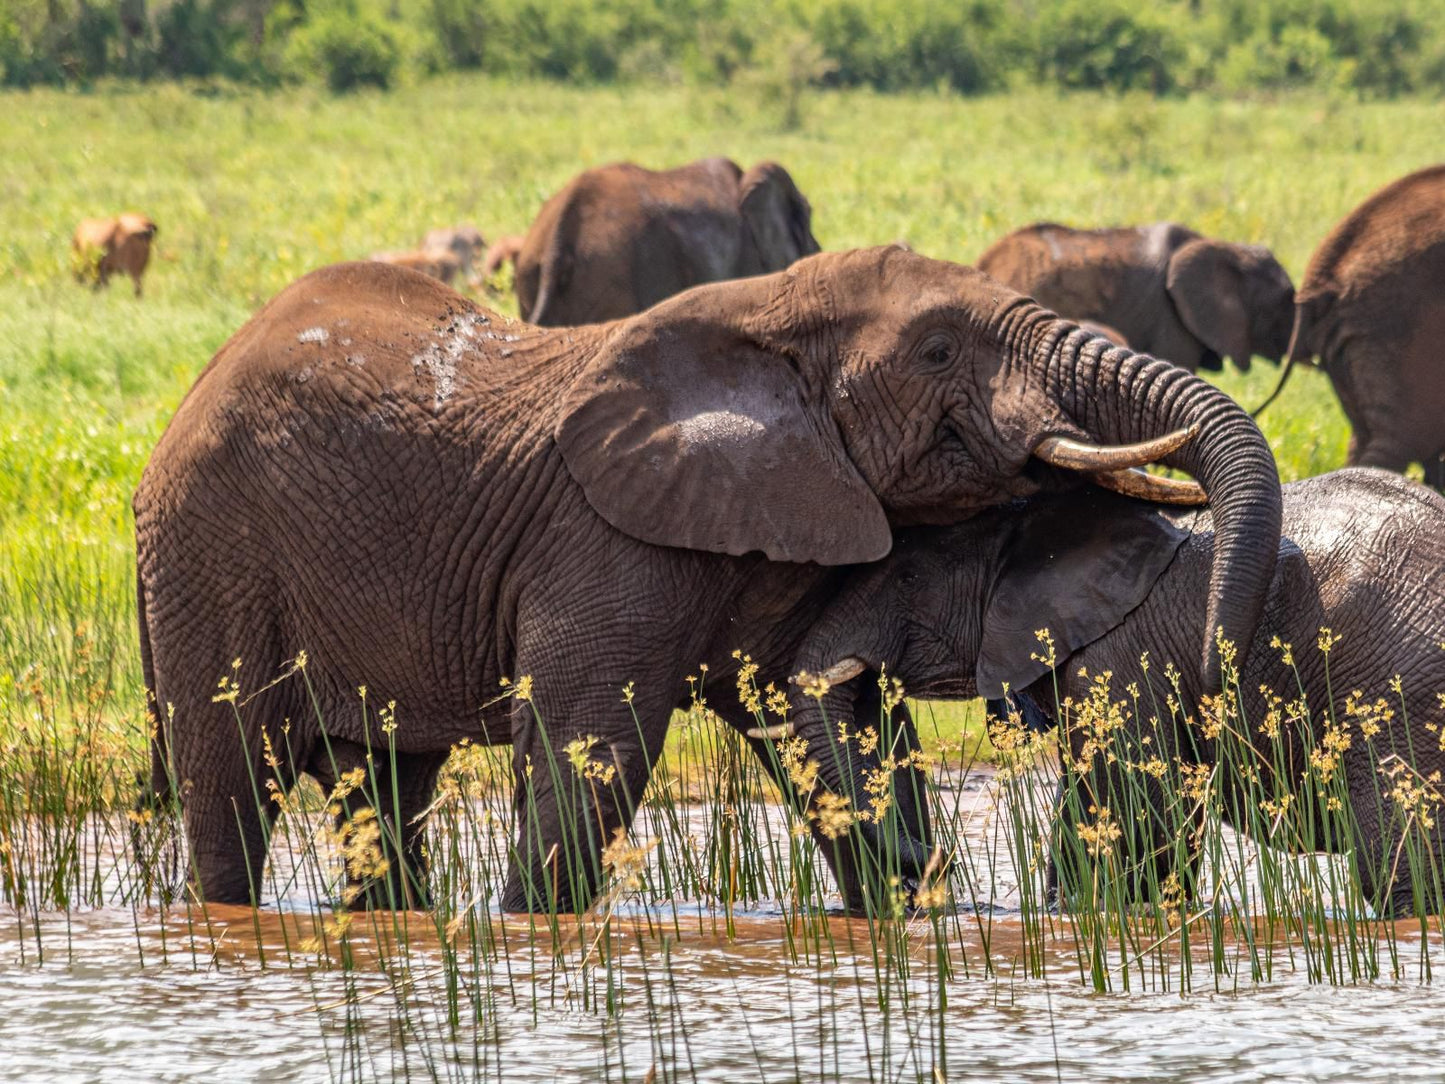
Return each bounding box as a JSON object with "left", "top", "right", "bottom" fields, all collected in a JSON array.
[
  {"left": 286, "top": 12, "right": 401, "bottom": 92},
  {"left": 155, "top": 0, "right": 242, "bottom": 79},
  {"left": 808, "top": 0, "right": 1003, "bottom": 94},
  {"left": 1035, "top": 1, "right": 1185, "bottom": 94},
  {"left": 1218, "top": 26, "right": 1339, "bottom": 92},
  {"left": 424, "top": 0, "right": 488, "bottom": 71}
]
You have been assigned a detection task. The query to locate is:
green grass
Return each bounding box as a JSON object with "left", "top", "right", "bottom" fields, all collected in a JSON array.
[{"left": 0, "top": 74, "right": 1436, "bottom": 773}]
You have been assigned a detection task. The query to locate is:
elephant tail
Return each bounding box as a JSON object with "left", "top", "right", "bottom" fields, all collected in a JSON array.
[
  {"left": 1251, "top": 292, "right": 1326, "bottom": 418},
  {"left": 1249, "top": 354, "right": 1298, "bottom": 418},
  {"left": 526, "top": 186, "right": 592, "bottom": 325},
  {"left": 135, "top": 572, "right": 172, "bottom": 808}
]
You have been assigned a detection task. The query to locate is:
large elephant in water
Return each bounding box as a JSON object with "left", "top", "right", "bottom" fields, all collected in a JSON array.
[
  {"left": 978, "top": 222, "right": 1296, "bottom": 373},
  {"left": 513, "top": 157, "right": 819, "bottom": 325},
  {"left": 133, "top": 247, "right": 1281, "bottom": 913},
  {"left": 789, "top": 469, "right": 1445, "bottom": 915},
  {"left": 1257, "top": 165, "right": 1445, "bottom": 486}
]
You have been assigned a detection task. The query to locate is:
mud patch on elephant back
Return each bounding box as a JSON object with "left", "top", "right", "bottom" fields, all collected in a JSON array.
[
  {"left": 297, "top": 326, "right": 329, "bottom": 344},
  {"left": 676, "top": 409, "right": 768, "bottom": 446},
  {"left": 410, "top": 312, "right": 489, "bottom": 409}
]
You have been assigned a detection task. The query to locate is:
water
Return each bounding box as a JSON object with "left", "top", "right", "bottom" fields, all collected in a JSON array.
[{"left": 3, "top": 769, "right": 1443, "bottom": 1083}]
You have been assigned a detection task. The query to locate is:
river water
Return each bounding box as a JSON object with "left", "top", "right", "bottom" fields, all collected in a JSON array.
[{"left": 2, "top": 769, "right": 1442, "bottom": 1083}]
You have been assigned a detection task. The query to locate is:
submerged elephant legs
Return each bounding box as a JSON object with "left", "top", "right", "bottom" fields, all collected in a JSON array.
[
  {"left": 307, "top": 739, "right": 449, "bottom": 910},
  {"left": 500, "top": 679, "right": 677, "bottom": 913}
]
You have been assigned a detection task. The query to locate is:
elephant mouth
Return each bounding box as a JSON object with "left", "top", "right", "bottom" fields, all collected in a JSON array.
[{"left": 1199, "top": 348, "right": 1224, "bottom": 371}]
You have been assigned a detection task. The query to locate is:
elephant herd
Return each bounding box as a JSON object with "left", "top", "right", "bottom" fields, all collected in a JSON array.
[{"left": 129, "top": 156, "right": 1445, "bottom": 918}]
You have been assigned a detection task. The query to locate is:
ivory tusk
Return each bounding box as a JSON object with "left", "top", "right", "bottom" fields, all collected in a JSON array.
[
  {"left": 1033, "top": 423, "right": 1200, "bottom": 472},
  {"left": 820, "top": 657, "right": 867, "bottom": 684},
  {"left": 746, "top": 722, "right": 795, "bottom": 741},
  {"left": 1091, "top": 467, "right": 1208, "bottom": 505},
  {"left": 790, "top": 657, "right": 869, "bottom": 690}
]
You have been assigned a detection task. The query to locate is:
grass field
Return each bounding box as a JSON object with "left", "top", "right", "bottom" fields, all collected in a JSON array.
[{"left": 1, "top": 73, "right": 1441, "bottom": 777}]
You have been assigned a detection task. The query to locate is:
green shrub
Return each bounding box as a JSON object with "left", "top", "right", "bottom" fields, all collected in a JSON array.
[
  {"left": 155, "top": 0, "right": 242, "bottom": 79},
  {"left": 807, "top": 0, "right": 1003, "bottom": 93},
  {"left": 424, "top": 0, "right": 488, "bottom": 71},
  {"left": 1218, "top": 26, "right": 1339, "bottom": 92},
  {"left": 1035, "top": 0, "right": 1185, "bottom": 94},
  {"left": 286, "top": 11, "right": 401, "bottom": 92}
]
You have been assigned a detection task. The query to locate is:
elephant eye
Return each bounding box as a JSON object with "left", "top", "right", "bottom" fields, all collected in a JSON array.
[{"left": 917, "top": 332, "right": 958, "bottom": 371}]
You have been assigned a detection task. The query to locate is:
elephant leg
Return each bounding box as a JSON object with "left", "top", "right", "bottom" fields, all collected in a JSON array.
[
  {"left": 1344, "top": 790, "right": 1445, "bottom": 918},
  {"left": 169, "top": 675, "right": 297, "bottom": 905},
  {"left": 143, "top": 572, "right": 301, "bottom": 905},
  {"left": 1330, "top": 341, "right": 1421, "bottom": 474},
  {"left": 309, "top": 739, "right": 448, "bottom": 910},
  {"left": 1052, "top": 751, "right": 1201, "bottom": 908},
  {"left": 500, "top": 677, "right": 674, "bottom": 914},
  {"left": 722, "top": 686, "right": 934, "bottom": 914}
]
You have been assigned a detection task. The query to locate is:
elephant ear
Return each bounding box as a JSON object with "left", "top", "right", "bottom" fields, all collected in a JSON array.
[
  {"left": 555, "top": 287, "right": 891, "bottom": 565},
  {"left": 739, "top": 163, "right": 820, "bottom": 271},
  {"left": 975, "top": 493, "right": 1194, "bottom": 699},
  {"left": 1166, "top": 239, "right": 1253, "bottom": 369}
]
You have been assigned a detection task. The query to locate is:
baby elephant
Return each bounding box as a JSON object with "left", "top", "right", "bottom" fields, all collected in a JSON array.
[
  {"left": 978, "top": 222, "right": 1295, "bottom": 373},
  {"left": 72, "top": 213, "right": 158, "bottom": 297},
  {"left": 791, "top": 469, "right": 1445, "bottom": 915}
]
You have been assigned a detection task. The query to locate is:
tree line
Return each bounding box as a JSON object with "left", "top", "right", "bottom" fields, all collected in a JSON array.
[{"left": 4, "top": 0, "right": 1442, "bottom": 97}]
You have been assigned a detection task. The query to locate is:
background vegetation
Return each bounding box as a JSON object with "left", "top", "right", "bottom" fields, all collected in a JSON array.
[{"left": 5, "top": 0, "right": 1445, "bottom": 98}]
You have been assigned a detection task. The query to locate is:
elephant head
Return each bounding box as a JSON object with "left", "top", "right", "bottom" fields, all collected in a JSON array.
[
  {"left": 1165, "top": 238, "right": 1296, "bottom": 372},
  {"left": 557, "top": 246, "right": 1282, "bottom": 692},
  {"left": 738, "top": 162, "right": 820, "bottom": 273},
  {"left": 791, "top": 490, "right": 1197, "bottom": 730}
]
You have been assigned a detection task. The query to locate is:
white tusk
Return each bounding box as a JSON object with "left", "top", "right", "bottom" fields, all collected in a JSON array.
[
  {"left": 1033, "top": 424, "right": 1200, "bottom": 472},
  {"left": 819, "top": 657, "right": 867, "bottom": 684},
  {"left": 1091, "top": 467, "right": 1208, "bottom": 506},
  {"left": 746, "top": 722, "right": 795, "bottom": 741}
]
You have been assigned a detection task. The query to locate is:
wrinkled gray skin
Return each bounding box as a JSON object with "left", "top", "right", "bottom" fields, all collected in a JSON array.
[
  {"left": 514, "top": 157, "right": 819, "bottom": 325},
  {"left": 1269, "top": 166, "right": 1445, "bottom": 487},
  {"left": 978, "top": 222, "right": 1296, "bottom": 373},
  {"left": 791, "top": 469, "right": 1445, "bottom": 915},
  {"left": 133, "top": 247, "right": 1281, "bottom": 914}
]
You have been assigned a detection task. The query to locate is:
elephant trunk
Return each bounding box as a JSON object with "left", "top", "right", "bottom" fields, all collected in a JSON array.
[{"left": 1015, "top": 305, "right": 1282, "bottom": 693}]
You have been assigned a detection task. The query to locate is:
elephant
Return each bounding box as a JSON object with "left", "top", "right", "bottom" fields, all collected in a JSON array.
[
  {"left": 1256, "top": 165, "right": 1445, "bottom": 487},
  {"left": 72, "top": 212, "right": 158, "bottom": 297},
  {"left": 787, "top": 468, "right": 1445, "bottom": 916},
  {"left": 513, "top": 157, "right": 820, "bottom": 325},
  {"left": 977, "top": 222, "right": 1296, "bottom": 373},
  {"left": 133, "top": 246, "right": 1282, "bottom": 914}
]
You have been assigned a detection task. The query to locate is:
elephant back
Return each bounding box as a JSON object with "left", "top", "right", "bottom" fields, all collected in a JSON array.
[{"left": 1299, "top": 164, "right": 1445, "bottom": 301}]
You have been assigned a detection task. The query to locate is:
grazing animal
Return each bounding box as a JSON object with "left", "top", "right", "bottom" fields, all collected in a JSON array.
[
  {"left": 133, "top": 248, "right": 1280, "bottom": 913},
  {"left": 371, "top": 224, "right": 487, "bottom": 286},
  {"left": 72, "top": 213, "right": 158, "bottom": 297},
  {"left": 514, "top": 157, "right": 820, "bottom": 325},
  {"left": 978, "top": 222, "right": 1295, "bottom": 373}
]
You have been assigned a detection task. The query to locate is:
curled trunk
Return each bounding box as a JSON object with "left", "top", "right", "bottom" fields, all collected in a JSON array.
[{"left": 1009, "top": 305, "right": 1283, "bottom": 693}]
